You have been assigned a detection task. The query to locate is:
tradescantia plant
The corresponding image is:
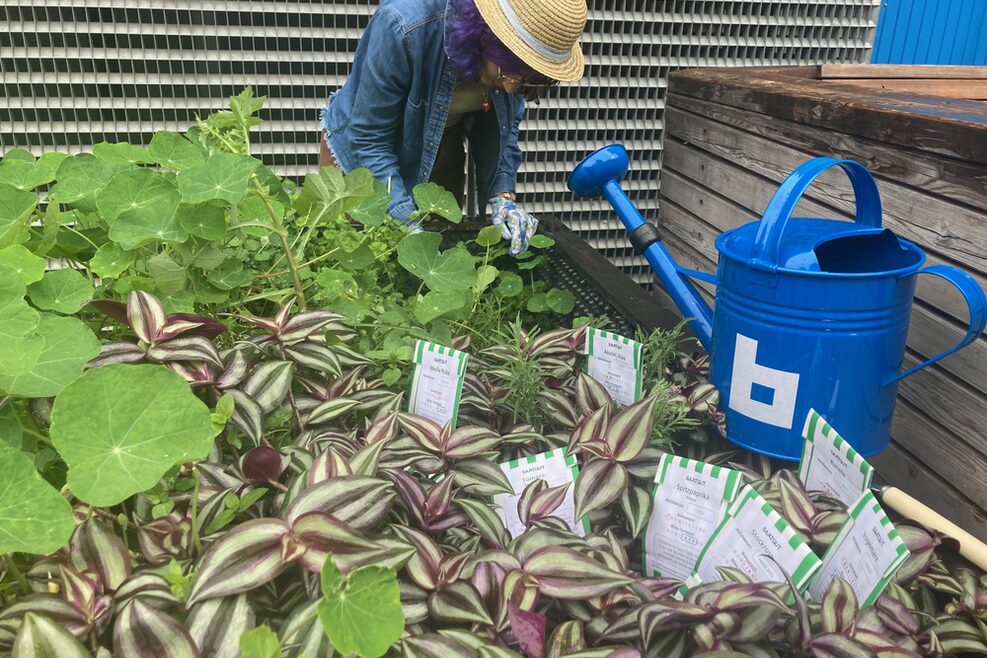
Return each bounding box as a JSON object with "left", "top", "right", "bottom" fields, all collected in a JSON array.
[{"left": 1, "top": 90, "right": 986, "bottom": 658}]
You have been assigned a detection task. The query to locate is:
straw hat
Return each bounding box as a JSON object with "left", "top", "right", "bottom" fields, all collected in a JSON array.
[{"left": 473, "top": 0, "right": 587, "bottom": 82}]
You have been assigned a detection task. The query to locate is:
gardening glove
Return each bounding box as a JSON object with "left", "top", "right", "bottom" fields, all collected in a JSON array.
[{"left": 490, "top": 195, "right": 539, "bottom": 256}]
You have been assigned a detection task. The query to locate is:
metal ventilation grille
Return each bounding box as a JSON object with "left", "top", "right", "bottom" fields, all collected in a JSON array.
[{"left": 0, "top": 1, "right": 880, "bottom": 281}]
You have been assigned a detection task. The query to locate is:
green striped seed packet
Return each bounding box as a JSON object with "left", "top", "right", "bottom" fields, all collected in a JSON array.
[
  {"left": 585, "top": 327, "right": 643, "bottom": 407},
  {"left": 492, "top": 449, "right": 589, "bottom": 539},
  {"left": 808, "top": 490, "right": 909, "bottom": 607},
  {"left": 685, "top": 485, "right": 822, "bottom": 597},
  {"left": 798, "top": 409, "right": 874, "bottom": 507},
  {"left": 408, "top": 340, "right": 468, "bottom": 430},
  {"left": 642, "top": 454, "right": 743, "bottom": 580}
]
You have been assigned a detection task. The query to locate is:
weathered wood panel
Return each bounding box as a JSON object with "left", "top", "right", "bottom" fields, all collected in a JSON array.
[{"left": 659, "top": 66, "right": 987, "bottom": 541}]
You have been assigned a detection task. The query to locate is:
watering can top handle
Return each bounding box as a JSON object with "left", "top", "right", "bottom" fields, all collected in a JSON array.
[{"left": 751, "top": 157, "right": 883, "bottom": 271}]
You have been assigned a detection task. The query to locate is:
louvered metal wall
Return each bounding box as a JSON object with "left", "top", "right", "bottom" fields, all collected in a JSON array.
[{"left": 0, "top": 1, "right": 880, "bottom": 280}]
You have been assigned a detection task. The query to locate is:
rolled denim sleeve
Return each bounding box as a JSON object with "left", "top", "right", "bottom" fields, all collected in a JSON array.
[
  {"left": 347, "top": 8, "right": 416, "bottom": 222},
  {"left": 491, "top": 95, "right": 526, "bottom": 197}
]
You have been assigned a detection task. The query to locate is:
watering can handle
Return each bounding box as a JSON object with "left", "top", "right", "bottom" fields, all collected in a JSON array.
[
  {"left": 751, "top": 157, "right": 882, "bottom": 271},
  {"left": 884, "top": 265, "right": 987, "bottom": 386}
]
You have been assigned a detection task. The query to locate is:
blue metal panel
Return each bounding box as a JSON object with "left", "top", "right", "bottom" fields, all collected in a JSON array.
[{"left": 873, "top": 0, "right": 987, "bottom": 64}]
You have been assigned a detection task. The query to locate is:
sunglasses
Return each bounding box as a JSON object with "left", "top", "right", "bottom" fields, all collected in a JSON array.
[{"left": 493, "top": 63, "right": 557, "bottom": 89}]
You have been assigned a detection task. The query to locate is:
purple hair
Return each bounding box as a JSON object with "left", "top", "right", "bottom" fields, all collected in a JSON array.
[{"left": 444, "top": 0, "right": 534, "bottom": 82}]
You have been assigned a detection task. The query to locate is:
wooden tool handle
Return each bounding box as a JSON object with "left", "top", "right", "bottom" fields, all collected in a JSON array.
[{"left": 880, "top": 486, "right": 987, "bottom": 572}]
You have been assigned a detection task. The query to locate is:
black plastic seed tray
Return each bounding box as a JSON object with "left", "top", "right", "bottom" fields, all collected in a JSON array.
[{"left": 444, "top": 217, "right": 683, "bottom": 337}]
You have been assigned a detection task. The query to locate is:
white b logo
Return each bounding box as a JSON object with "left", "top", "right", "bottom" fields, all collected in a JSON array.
[{"left": 728, "top": 334, "right": 800, "bottom": 429}]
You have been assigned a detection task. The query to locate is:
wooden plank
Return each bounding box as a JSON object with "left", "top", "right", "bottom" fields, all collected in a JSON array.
[
  {"left": 658, "top": 186, "right": 987, "bottom": 505},
  {"left": 869, "top": 441, "right": 987, "bottom": 544},
  {"left": 820, "top": 64, "right": 987, "bottom": 80},
  {"left": 825, "top": 79, "right": 987, "bottom": 101},
  {"left": 666, "top": 92, "right": 987, "bottom": 217},
  {"left": 668, "top": 68, "right": 987, "bottom": 163},
  {"left": 663, "top": 105, "right": 987, "bottom": 279},
  {"left": 659, "top": 138, "right": 987, "bottom": 330}
]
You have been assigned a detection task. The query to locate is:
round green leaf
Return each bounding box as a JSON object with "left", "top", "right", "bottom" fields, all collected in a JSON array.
[
  {"left": 147, "top": 253, "right": 188, "bottom": 295},
  {"left": 0, "top": 244, "right": 46, "bottom": 284},
  {"left": 496, "top": 272, "right": 523, "bottom": 298},
  {"left": 0, "top": 333, "right": 45, "bottom": 378},
  {"left": 96, "top": 169, "right": 184, "bottom": 249},
  {"left": 48, "top": 154, "right": 115, "bottom": 204},
  {"left": 335, "top": 243, "right": 375, "bottom": 270},
  {"left": 318, "top": 558, "right": 404, "bottom": 658},
  {"left": 528, "top": 234, "right": 556, "bottom": 250},
  {"left": 414, "top": 290, "right": 468, "bottom": 324},
  {"left": 0, "top": 315, "right": 101, "bottom": 398},
  {"left": 546, "top": 288, "right": 576, "bottom": 314},
  {"left": 27, "top": 268, "right": 94, "bottom": 314},
  {"left": 411, "top": 182, "right": 462, "bottom": 223},
  {"left": 178, "top": 153, "right": 259, "bottom": 204},
  {"left": 316, "top": 269, "right": 359, "bottom": 302},
  {"left": 50, "top": 364, "right": 215, "bottom": 506},
  {"left": 207, "top": 259, "right": 253, "bottom": 291},
  {"left": 92, "top": 141, "right": 152, "bottom": 165},
  {"left": 148, "top": 131, "right": 206, "bottom": 171},
  {"left": 90, "top": 243, "right": 136, "bottom": 279},
  {"left": 178, "top": 202, "right": 227, "bottom": 241},
  {"left": 396, "top": 232, "right": 477, "bottom": 292},
  {"left": 0, "top": 152, "right": 68, "bottom": 191},
  {"left": 474, "top": 264, "right": 499, "bottom": 295},
  {"left": 2, "top": 148, "right": 35, "bottom": 163},
  {"left": 526, "top": 292, "right": 548, "bottom": 313},
  {"left": 0, "top": 445, "right": 75, "bottom": 554},
  {"left": 476, "top": 224, "right": 504, "bottom": 248},
  {"left": 0, "top": 181, "right": 38, "bottom": 249}
]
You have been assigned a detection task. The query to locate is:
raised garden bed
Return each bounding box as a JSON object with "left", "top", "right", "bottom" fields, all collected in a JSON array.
[{"left": 0, "top": 88, "right": 984, "bottom": 658}]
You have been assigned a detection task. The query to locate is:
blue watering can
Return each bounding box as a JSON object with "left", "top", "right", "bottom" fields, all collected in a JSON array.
[{"left": 568, "top": 145, "right": 987, "bottom": 460}]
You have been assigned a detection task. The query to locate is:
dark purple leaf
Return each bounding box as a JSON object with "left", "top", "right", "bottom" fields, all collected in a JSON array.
[
  {"left": 89, "top": 299, "right": 129, "bottom": 326},
  {"left": 242, "top": 445, "right": 283, "bottom": 484},
  {"left": 162, "top": 313, "right": 227, "bottom": 340},
  {"left": 509, "top": 602, "right": 546, "bottom": 658}
]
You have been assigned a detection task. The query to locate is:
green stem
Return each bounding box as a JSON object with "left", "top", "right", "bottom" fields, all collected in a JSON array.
[
  {"left": 190, "top": 464, "right": 203, "bottom": 555},
  {"left": 60, "top": 224, "right": 101, "bottom": 251},
  {"left": 253, "top": 177, "right": 306, "bottom": 309},
  {"left": 4, "top": 554, "right": 30, "bottom": 595},
  {"left": 259, "top": 247, "right": 339, "bottom": 279}
]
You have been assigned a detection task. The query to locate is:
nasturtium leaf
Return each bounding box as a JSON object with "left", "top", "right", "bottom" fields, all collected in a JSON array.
[
  {"left": 50, "top": 364, "right": 214, "bottom": 506},
  {"left": 0, "top": 181, "right": 38, "bottom": 249},
  {"left": 496, "top": 272, "right": 523, "bottom": 298},
  {"left": 414, "top": 290, "right": 468, "bottom": 324},
  {"left": 49, "top": 153, "right": 115, "bottom": 204},
  {"left": 0, "top": 445, "right": 75, "bottom": 554},
  {"left": 178, "top": 153, "right": 259, "bottom": 204},
  {"left": 412, "top": 182, "right": 462, "bottom": 223},
  {"left": 347, "top": 182, "right": 391, "bottom": 227},
  {"left": 397, "top": 232, "right": 477, "bottom": 292},
  {"left": 528, "top": 234, "right": 555, "bottom": 249},
  {"left": 0, "top": 404, "right": 25, "bottom": 449},
  {"left": 239, "top": 625, "right": 281, "bottom": 658},
  {"left": 0, "top": 244, "right": 46, "bottom": 284},
  {"left": 97, "top": 169, "right": 185, "bottom": 249},
  {"left": 382, "top": 367, "right": 402, "bottom": 386},
  {"left": 27, "top": 269, "right": 94, "bottom": 314},
  {"left": 0, "top": 315, "right": 101, "bottom": 398},
  {"left": 207, "top": 258, "right": 254, "bottom": 291},
  {"left": 2, "top": 148, "right": 35, "bottom": 163},
  {"left": 0, "top": 152, "right": 68, "bottom": 190},
  {"left": 90, "top": 243, "right": 136, "bottom": 279},
  {"left": 148, "top": 131, "right": 206, "bottom": 171},
  {"left": 546, "top": 288, "right": 575, "bottom": 315},
  {"left": 147, "top": 253, "right": 188, "bottom": 295},
  {"left": 335, "top": 243, "right": 375, "bottom": 270},
  {"left": 526, "top": 293, "right": 548, "bottom": 313},
  {"left": 0, "top": 273, "right": 41, "bottom": 340},
  {"left": 92, "top": 141, "right": 152, "bottom": 165},
  {"left": 187, "top": 245, "right": 225, "bottom": 271},
  {"left": 476, "top": 225, "right": 504, "bottom": 248},
  {"left": 178, "top": 202, "right": 227, "bottom": 241},
  {"left": 316, "top": 270, "right": 359, "bottom": 302},
  {"left": 318, "top": 557, "right": 404, "bottom": 658},
  {"left": 294, "top": 166, "right": 375, "bottom": 220},
  {"left": 474, "top": 265, "right": 499, "bottom": 295}
]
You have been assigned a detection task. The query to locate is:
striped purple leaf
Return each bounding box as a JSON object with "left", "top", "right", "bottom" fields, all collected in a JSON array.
[
  {"left": 283, "top": 475, "right": 394, "bottom": 530},
  {"left": 242, "top": 361, "right": 294, "bottom": 413},
  {"left": 86, "top": 341, "right": 146, "bottom": 368},
  {"left": 573, "top": 459, "right": 628, "bottom": 520},
  {"left": 146, "top": 336, "right": 224, "bottom": 368},
  {"left": 127, "top": 291, "right": 166, "bottom": 344},
  {"left": 69, "top": 517, "right": 132, "bottom": 591},
  {"left": 523, "top": 546, "right": 632, "bottom": 599},
  {"left": 113, "top": 599, "right": 201, "bottom": 658},
  {"left": 12, "top": 613, "right": 93, "bottom": 658},
  {"left": 607, "top": 394, "right": 659, "bottom": 463}
]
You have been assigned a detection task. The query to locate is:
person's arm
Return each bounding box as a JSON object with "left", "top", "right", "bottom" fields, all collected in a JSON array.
[
  {"left": 490, "top": 94, "right": 526, "bottom": 198},
  {"left": 347, "top": 7, "right": 417, "bottom": 222}
]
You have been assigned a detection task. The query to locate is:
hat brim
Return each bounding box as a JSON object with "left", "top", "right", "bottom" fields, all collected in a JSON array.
[{"left": 472, "top": 0, "right": 586, "bottom": 82}]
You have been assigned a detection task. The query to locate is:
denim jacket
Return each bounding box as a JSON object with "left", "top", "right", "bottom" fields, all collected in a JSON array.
[{"left": 321, "top": 0, "right": 525, "bottom": 223}]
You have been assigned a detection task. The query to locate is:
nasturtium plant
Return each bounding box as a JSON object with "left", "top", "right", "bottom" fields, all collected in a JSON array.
[
  {"left": 0, "top": 181, "right": 37, "bottom": 249},
  {"left": 411, "top": 182, "right": 462, "bottom": 223},
  {"left": 0, "top": 446, "right": 75, "bottom": 554},
  {"left": 97, "top": 169, "right": 185, "bottom": 249},
  {"left": 0, "top": 245, "right": 46, "bottom": 284},
  {"left": 239, "top": 625, "right": 281, "bottom": 658},
  {"left": 397, "top": 232, "right": 477, "bottom": 292},
  {"left": 27, "top": 269, "right": 93, "bottom": 314},
  {"left": 50, "top": 363, "right": 214, "bottom": 506},
  {"left": 318, "top": 556, "right": 404, "bottom": 658}
]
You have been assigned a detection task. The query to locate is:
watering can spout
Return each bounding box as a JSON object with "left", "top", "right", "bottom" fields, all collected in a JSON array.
[{"left": 568, "top": 144, "right": 715, "bottom": 348}]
